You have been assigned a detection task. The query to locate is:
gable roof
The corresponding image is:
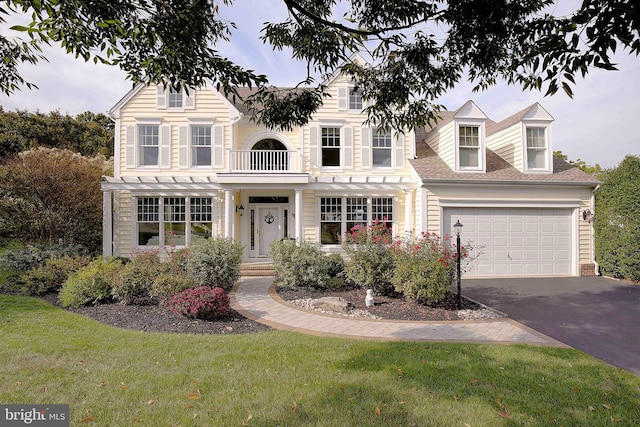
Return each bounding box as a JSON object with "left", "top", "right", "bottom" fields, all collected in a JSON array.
[
  {"left": 410, "top": 142, "right": 600, "bottom": 185},
  {"left": 487, "top": 103, "right": 554, "bottom": 136}
]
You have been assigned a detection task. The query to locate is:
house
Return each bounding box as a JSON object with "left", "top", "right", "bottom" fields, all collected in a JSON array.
[{"left": 101, "top": 63, "right": 600, "bottom": 278}]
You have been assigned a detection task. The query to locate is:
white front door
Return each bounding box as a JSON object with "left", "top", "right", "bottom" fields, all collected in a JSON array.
[{"left": 257, "top": 206, "right": 281, "bottom": 257}]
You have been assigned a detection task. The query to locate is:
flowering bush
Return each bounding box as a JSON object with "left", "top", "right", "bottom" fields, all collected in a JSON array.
[
  {"left": 342, "top": 219, "right": 395, "bottom": 296},
  {"left": 391, "top": 232, "right": 470, "bottom": 304},
  {"left": 270, "top": 239, "right": 331, "bottom": 290},
  {"left": 169, "top": 286, "right": 231, "bottom": 320},
  {"left": 183, "top": 237, "right": 243, "bottom": 292}
]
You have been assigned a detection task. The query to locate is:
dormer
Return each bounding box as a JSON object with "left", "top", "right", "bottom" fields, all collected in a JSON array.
[
  {"left": 423, "top": 100, "right": 488, "bottom": 173},
  {"left": 326, "top": 53, "right": 370, "bottom": 114},
  {"left": 486, "top": 103, "right": 554, "bottom": 174}
]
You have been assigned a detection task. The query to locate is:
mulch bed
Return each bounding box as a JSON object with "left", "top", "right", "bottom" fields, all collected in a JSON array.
[
  {"left": 32, "top": 283, "right": 487, "bottom": 336},
  {"left": 277, "top": 287, "right": 482, "bottom": 321}
]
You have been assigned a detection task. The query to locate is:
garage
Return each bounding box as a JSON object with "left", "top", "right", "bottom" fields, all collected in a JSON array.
[{"left": 443, "top": 207, "right": 574, "bottom": 277}]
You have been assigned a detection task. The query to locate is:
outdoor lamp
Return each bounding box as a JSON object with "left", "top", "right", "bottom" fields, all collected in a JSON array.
[
  {"left": 237, "top": 204, "right": 245, "bottom": 217},
  {"left": 453, "top": 220, "right": 463, "bottom": 309}
]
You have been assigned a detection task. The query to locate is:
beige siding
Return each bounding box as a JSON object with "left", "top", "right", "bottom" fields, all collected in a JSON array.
[
  {"left": 114, "top": 191, "right": 132, "bottom": 258},
  {"left": 425, "top": 189, "right": 441, "bottom": 233},
  {"left": 118, "top": 85, "right": 233, "bottom": 177},
  {"left": 302, "top": 190, "right": 317, "bottom": 241},
  {"left": 486, "top": 124, "right": 523, "bottom": 171},
  {"left": 426, "top": 123, "right": 455, "bottom": 171}
]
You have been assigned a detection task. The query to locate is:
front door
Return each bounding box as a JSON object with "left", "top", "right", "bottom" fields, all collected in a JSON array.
[{"left": 257, "top": 206, "right": 281, "bottom": 257}]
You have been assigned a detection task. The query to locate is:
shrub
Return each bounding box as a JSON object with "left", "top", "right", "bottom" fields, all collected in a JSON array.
[
  {"left": 0, "top": 148, "right": 110, "bottom": 254},
  {"left": 59, "top": 258, "right": 122, "bottom": 308},
  {"left": 270, "top": 239, "right": 330, "bottom": 290},
  {"left": 0, "top": 241, "right": 88, "bottom": 273},
  {"left": 183, "top": 237, "right": 243, "bottom": 292},
  {"left": 169, "top": 286, "right": 231, "bottom": 320},
  {"left": 111, "top": 252, "right": 167, "bottom": 305},
  {"left": 391, "top": 233, "right": 459, "bottom": 304},
  {"left": 342, "top": 220, "right": 395, "bottom": 296},
  {"left": 19, "top": 255, "right": 91, "bottom": 295},
  {"left": 327, "top": 253, "right": 345, "bottom": 278},
  {"left": 151, "top": 273, "right": 195, "bottom": 306}
]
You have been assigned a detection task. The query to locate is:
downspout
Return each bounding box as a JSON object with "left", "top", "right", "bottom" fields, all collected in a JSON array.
[{"left": 591, "top": 184, "right": 601, "bottom": 275}]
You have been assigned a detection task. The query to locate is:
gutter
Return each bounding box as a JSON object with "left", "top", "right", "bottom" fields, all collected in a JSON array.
[{"left": 591, "top": 184, "right": 601, "bottom": 275}]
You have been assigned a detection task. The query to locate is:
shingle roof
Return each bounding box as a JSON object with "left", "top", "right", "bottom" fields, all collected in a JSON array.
[{"left": 410, "top": 142, "right": 600, "bottom": 185}]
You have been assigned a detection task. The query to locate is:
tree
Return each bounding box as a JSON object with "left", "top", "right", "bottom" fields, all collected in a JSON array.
[
  {"left": 553, "top": 150, "right": 604, "bottom": 178},
  {"left": 2, "top": 0, "right": 639, "bottom": 130},
  {"left": 0, "top": 148, "right": 110, "bottom": 254},
  {"left": 0, "top": 107, "right": 114, "bottom": 158},
  {"left": 594, "top": 155, "right": 640, "bottom": 282}
]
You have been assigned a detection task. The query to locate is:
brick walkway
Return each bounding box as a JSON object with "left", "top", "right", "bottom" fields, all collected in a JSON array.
[{"left": 231, "top": 277, "right": 566, "bottom": 346}]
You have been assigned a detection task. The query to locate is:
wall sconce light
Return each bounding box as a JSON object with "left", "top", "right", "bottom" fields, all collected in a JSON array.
[
  {"left": 236, "top": 204, "right": 245, "bottom": 217},
  {"left": 582, "top": 209, "right": 595, "bottom": 223}
]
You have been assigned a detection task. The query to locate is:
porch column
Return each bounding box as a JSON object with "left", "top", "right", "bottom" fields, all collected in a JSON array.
[
  {"left": 102, "top": 190, "right": 113, "bottom": 258},
  {"left": 404, "top": 189, "right": 413, "bottom": 235},
  {"left": 295, "top": 188, "right": 303, "bottom": 241},
  {"left": 224, "top": 189, "right": 234, "bottom": 238}
]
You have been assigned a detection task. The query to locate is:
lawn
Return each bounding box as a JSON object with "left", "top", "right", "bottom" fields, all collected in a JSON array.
[{"left": 1, "top": 294, "right": 639, "bottom": 426}]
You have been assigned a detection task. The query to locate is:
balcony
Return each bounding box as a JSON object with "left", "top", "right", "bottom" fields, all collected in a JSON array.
[{"left": 218, "top": 149, "right": 308, "bottom": 184}]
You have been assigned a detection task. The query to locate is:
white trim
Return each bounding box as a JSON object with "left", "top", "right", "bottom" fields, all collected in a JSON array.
[
  {"left": 243, "top": 130, "right": 295, "bottom": 151},
  {"left": 522, "top": 122, "right": 553, "bottom": 174},
  {"left": 455, "top": 121, "right": 486, "bottom": 172},
  {"left": 438, "top": 199, "right": 582, "bottom": 208}
]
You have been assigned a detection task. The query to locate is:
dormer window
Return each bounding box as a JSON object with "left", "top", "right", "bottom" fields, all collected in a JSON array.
[
  {"left": 526, "top": 127, "right": 548, "bottom": 170},
  {"left": 168, "top": 88, "right": 183, "bottom": 109},
  {"left": 349, "top": 88, "right": 363, "bottom": 111},
  {"left": 458, "top": 125, "right": 481, "bottom": 169}
]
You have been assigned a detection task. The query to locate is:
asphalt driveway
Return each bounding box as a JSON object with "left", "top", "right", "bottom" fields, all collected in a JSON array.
[{"left": 462, "top": 276, "right": 640, "bottom": 376}]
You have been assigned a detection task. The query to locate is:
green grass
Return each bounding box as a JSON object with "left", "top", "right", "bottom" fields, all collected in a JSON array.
[{"left": 1, "top": 294, "right": 639, "bottom": 426}]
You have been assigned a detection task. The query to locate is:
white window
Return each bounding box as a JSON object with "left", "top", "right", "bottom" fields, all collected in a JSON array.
[
  {"left": 321, "top": 127, "right": 341, "bottom": 167},
  {"left": 138, "top": 125, "right": 159, "bottom": 166},
  {"left": 190, "top": 197, "right": 213, "bottom": 243},
  {"left": 349, "top": 88, "right": 363, "bottom": 111},
  {"left": 319, "top": 196, "right": 394, "bottom": 245},
  {"left": 526, "top": 127, "right": 547, "bottom": 170},
  {"left": 164, "top": 197, "right": 186, "bottom": 246},
  {"left": 372, "top": 128, "right": 392, "bottom": 167},
  {"left": 458, "top": 125, "right": 480, "bottom": 169},
  {"left": 137, "top": 197, "right": 213, "bottom": 247},
  {"left": 168, "top": 87, "right": 183, "bottom": 109},
  {"left": 191, "top": 126, "right": 212, "bottom": 166},
  {"left": 137, "top": 197, "right": 160, "bottom": 246}
]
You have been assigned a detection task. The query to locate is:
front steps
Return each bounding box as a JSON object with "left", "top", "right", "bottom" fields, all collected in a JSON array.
[{"left": 240, "top": 262, "right": 276, "bottom": 277}]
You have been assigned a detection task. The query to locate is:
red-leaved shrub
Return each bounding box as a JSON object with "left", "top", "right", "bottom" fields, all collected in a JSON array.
[{"left": 168, "top": 286, "right": 231, "bottom": 320}]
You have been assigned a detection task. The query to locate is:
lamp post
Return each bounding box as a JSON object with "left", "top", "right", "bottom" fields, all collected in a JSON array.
[{"left": 453, "top": 220, "right": 463, "bottom": 309}]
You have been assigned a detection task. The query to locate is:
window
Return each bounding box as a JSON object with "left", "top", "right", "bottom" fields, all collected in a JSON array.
[
  {"left": 168, "top": 87, "right": 183, "bottom": 109},
  {"left": 164, "top": 197, "right": 186, "bottom": 246},
  {"left": 190, "top": 197, "right": 213, "bottom": 243},
  {"left": 349, "top": 88, "right": 363, "bottom": 110},
  {"left": 321, "top": 127, "right": 341, "bottom": 167},
  {"left": 372, "top": 197, "right": 393, "bottom": 228},
  {"left": 319, "top": 196, "right": 394, "bottom": 245},
  {"left": 191, "top": 126, "right": 212, "bottom": 166},
  {"left": 458, "top": 125, "right": 480, "bottom": 168},
  {"left": 320, "top": 197, "right": 342, "bottom": 244},
  {"left": 526, "top": 127, "right": 547, "bottom": 169},
  {"left": 372, "top": 128, "right": 392, "bottom": 167},
  {"left": 346, "top": 197, "right": 367, "bottom": 232},
  {"left": 137, "top": 197, "right": 213, "bottom": 247},
  {"left": 138, "top": 125, "right": 159, "bottom": 166},
  {"left": 137, "top": 197, "right": 159, "bottom": 246}
]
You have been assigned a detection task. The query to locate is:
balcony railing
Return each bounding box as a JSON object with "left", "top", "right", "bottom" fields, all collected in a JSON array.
[{"left": 229, "top": 150, "right": 300, "bottom": 173}]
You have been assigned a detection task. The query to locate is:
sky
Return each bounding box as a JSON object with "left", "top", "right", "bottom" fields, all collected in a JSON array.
[{"left": 1, "top": 0, "right": 638, "bottom": 169}]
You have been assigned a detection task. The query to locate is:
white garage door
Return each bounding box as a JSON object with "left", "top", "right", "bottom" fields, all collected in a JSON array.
[{"left": 443, "top": 208, "right": 573, "bottom": 277}]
